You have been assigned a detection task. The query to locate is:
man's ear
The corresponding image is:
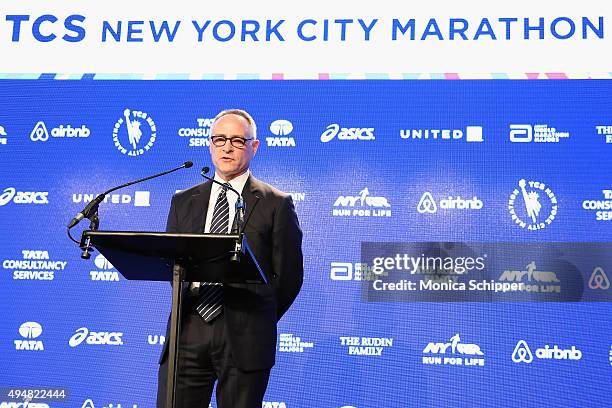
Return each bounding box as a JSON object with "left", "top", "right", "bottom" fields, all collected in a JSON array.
[{"left": 252, "top": 139, "right": 260, "bottom": 155}]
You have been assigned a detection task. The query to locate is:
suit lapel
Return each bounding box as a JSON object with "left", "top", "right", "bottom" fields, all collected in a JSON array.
[
  {"left": 186, "top": 181, "right": 212, "bottom": 233},
  {"left": 242, "top": 174, "right": 262, "bottom": 227},
  {"left": 187, "top": 174, "right": 260, "bottom": 234}
]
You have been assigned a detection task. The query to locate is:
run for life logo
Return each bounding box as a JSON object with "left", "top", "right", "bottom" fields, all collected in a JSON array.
[{"left": 112, "top": 109, "right": 157, "bottom": 156}]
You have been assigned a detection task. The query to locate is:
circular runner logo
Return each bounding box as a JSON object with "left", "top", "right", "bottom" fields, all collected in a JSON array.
[
  {"left": 508, "top": 179, "right": 558, "bottom": 231},
  {"left": 112, "top": 109, "right": 156, "bottom": 156}
]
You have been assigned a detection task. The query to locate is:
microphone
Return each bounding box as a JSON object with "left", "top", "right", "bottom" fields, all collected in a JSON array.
[
  {"left": 200, "top": 167, "right": 243, "bottom": 200},
  {"left": 67, "top": 161, "right": 193, "bottom": 229}
]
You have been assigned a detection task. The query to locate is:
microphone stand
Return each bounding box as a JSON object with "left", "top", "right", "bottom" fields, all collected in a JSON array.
[
  {"left": 68, "top": 161, "right": 193, "bottom": 258},
  {"left": 79, "top": 210, "right": 99, "bottom": 259}
]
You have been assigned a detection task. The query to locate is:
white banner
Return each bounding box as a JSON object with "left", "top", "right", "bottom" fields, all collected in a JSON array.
[{"left": 0, "top": 0, "right": 610, "bottom": 76}]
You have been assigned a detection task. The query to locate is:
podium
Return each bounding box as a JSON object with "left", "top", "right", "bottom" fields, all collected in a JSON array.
[{"left": 81, "top": 230, "right": 267, "bottom": 408}]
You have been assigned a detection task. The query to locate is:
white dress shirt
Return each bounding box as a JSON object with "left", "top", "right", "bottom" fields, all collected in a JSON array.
[
  {"left": 191, "top": 169, "right": 250, "bottom": 291},
  {"left": 203, "top": 170, "right": 250, "bottom": 234}
]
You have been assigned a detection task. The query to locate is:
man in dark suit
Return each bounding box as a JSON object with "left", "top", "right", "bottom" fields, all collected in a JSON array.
[{"left": 157, "top": 109, "right": 303, "bottom": 408}]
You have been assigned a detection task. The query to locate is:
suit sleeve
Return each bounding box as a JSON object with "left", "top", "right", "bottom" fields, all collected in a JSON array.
[
  {"left": 272, "top": 195, "right": 304, "bottom": 320},
  {"left": 166, "top": 194, "right": 179, "bottom": 233},
  {"left": 165, "top": 195, "right": 180, "bottom": 289}
]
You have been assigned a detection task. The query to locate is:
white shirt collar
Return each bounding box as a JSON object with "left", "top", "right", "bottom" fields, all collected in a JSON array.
[{"left": 213, "top": 169, "right": 250, "bottom": 195}]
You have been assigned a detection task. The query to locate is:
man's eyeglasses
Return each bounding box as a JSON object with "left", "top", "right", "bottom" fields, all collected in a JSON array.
[{"left": 210, "top": 136, "right": 254, "bottom": 148}]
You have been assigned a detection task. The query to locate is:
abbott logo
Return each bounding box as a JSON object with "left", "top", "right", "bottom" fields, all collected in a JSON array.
[
  {"left": 330, "top": 262, "right": 377, "bottom": 281},
  {"left": 320, "top": 124, "right": 375, "bottom": 143},
  {"left": 30, "top": 121, "right": 50, "bottom": 142},
  {"left": 509, "top": 125, "right": 532, "bottom": 142},
  {"left": 512, "top": 340, "right": 534, "bottom": 363},
  {"left": 331, "top": 262, "right": 353, "bottom": 280},
  {"left": 94, "top": 254, "right": 114, "bottom": 270},
  {"left": 589, "top": 267, "right": 610, "bottom": 290}
]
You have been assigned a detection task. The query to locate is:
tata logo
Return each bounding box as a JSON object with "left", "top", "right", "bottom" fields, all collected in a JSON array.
[
  {"left": 15, "top": 322, "right": 44, "bottom": 351},
  {"left": 320, "top": 124, "right": 375, "bottom": 143},
  {"left": 0, "top": 187, "right": 49, "bottom": 206},
  {"left": 69, "top": 327, "right": 124, "bottom": 347},
  {"left": 19, "top": 321, "right": 42, "bottom": 338},
  {"left": 267, "top": 119, "right": 296, "bottom": 147},
  {"left": 90, "top": 270, "right": 120, "bottom": 281},
  {"left": 94, "top": 254, "right": 114, "bottom": 270},
  {"left": 262, "top": 403, "right": 287, "bottom": 408},
  {"left": 270, "top": 119, "right": 293, "bottom": 136}
]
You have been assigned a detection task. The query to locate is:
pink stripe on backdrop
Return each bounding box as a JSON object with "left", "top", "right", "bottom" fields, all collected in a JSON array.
[
  {"left": 444, "top": 73, "right": 460, "bottom": 80},
  {"left": 318, "top": 73, "right": 330, "bottom": 80},
  {"left": 272, "top": 73, "right": 284, "bottom": 80},
  {"left": 545, "top": 73, "right": 568, "bottom": 79},
  {"left": 526, "top": 73, "right": 540, "bottom": 79}
]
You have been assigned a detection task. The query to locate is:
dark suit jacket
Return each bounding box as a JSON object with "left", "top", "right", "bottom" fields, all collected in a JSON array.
[{"left": 159, "top": 174, "right": 303, "bottom": 371}]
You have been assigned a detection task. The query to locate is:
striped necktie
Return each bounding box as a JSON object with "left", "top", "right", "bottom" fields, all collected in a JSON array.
[{"left": 195, "top": 183, "right": 230, "bottom": 322}]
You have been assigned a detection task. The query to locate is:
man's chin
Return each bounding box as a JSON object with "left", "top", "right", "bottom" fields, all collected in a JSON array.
[{"left": 216, "top": 167, "right": 247, "bottom": 181}]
